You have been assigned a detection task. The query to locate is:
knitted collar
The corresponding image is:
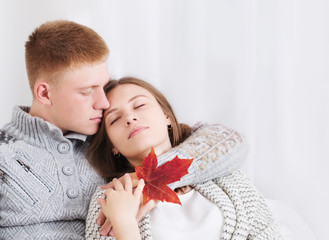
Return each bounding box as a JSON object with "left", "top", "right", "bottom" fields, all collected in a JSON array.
[{"left": 3, "top": 106, "right": 88, "bottom": 148}]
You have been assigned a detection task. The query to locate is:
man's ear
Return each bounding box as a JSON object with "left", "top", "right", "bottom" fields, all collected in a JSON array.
[{"left": 34, "top": 81, "right": 52, "bottom": 106}]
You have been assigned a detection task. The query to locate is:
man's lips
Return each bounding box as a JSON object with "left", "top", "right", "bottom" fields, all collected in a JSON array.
[
  {"left": 129, "top": 126, "right": 148, "bottom": 139},
  {"left": 90, "top": 116, "right": 103, "bottom": 122}
]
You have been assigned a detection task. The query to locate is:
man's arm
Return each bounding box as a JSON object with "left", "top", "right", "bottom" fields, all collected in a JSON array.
[
  {"left": 158, "top": 122, "right": 248, "bottom": 189},
  {"left": 102, "top": 123, "right": 248, "bottom": 189}
]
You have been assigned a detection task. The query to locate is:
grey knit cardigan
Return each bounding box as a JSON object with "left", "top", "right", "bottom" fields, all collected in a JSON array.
[
  {"left": 0, "top": 106, "right": 106, "bottom": 239},
  {"left": 86, "top": 171, "right": 282, "bottom": 240}
]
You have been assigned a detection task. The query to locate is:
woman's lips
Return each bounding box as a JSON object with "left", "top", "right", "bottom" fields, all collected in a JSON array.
[{"left": 129, "top": 126, "right": 148, "bottom": 139}]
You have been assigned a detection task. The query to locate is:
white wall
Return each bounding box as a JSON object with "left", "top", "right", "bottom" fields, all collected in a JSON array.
[{"left": 1, "top": 1, "right": 328, "bottom": 239}]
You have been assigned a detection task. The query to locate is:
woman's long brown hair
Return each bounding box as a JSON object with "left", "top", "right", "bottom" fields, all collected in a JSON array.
[{"left": 88, "top": 77, "right": 191, "bottom": 180}]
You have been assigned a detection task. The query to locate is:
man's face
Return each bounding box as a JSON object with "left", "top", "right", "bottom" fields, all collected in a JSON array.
[{"left": 48, "top": 61, "right": 110, "bottom": 135}]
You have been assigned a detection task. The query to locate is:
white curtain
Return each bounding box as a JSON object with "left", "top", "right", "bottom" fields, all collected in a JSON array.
[{"left": 0, "top": 0, "right": 327, "bottom": 239}]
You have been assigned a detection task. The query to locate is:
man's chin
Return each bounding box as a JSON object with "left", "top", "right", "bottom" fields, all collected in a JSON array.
[
  {"left": 86, "top": 129, "right": 99, "bottom": 136},
  {"left": 77, "top": 126, "right": 99, "bottom": 136}
]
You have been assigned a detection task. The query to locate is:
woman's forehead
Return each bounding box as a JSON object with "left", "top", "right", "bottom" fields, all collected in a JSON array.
[{"left": 107, "top": 84, "right": 154, "bottom": 100}]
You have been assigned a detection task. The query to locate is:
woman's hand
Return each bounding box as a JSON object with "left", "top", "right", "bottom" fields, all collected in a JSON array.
[
  {"left": 97, "top": 173, "right": 158, "bottom": 237},
  {"left": 97, "top": 173, "right": 144, "bottom": 240}
]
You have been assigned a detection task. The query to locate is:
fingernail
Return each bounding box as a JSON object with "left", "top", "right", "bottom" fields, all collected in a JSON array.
[
  {"left": 97, "top": 218, "right": 101, "bottom": 225},
  {"left": 101, "top": 230, "right": 107, "bottom": 236}
]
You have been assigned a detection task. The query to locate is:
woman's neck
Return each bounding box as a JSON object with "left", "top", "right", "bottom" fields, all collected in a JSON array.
[{"left": 127, "top": 145, "right": 172, "bottom": 167}]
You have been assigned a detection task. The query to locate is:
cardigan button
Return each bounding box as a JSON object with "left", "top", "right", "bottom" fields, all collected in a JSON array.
[
  {"left": 62, "top": 166, "right": 74, "bottom": 176},
  {"left": 58, "top": 142, "right": 70, "bottom": 154},
  {"left": 66, "top": 188, "right": 78, "bottom": 198}
]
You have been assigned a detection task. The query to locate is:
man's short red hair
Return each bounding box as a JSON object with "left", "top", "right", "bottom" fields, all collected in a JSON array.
[{"left": 25, "top": 20, "right": 109, "bottom": 91}]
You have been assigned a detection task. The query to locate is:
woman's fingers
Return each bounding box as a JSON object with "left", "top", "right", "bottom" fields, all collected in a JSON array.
[
  {"left": 106, "top": 176, "right": 144, "bottom": 197},
  {"left": 101, "top": 172, "right": 140, "bottom": 190},
  {"left": 99, "top": 219, "right": 113, "bottom": 236},
  {"left": 123, "top": 173, "right": 132, "bottom": 193},
  {"left": 97, "top": 197, "right": 106, "bottom": 207},
  {"left": 136, "top": 199, "right": 157, "bottom": 222},
  {"left": 96, "top": 209, "right": 106, "bottom": 226},
  {"left": 97, "top": 196, "right": 114, "bottom": 236},
  {"left": 112, "top": 178, "right": 124, "bottom": 191},
  {"left": 134, "top": 178, "right": 144, "bottom": 199}
]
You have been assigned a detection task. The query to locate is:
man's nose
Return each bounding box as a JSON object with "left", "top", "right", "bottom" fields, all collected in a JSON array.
[{"left": 94, "top": 89, "right": 110, "bottom": 110}]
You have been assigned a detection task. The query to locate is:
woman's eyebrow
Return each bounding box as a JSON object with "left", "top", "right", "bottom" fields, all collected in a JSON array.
[
  {"left": 105, "top": 108, "right": 117, "bottom": 117},
  {"left": 128, "top": 94, "right": 148, "bottom": 103}
]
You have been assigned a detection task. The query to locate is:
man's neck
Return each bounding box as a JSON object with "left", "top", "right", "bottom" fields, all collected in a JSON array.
[{"left": 29, "top": 102, "right": 66, "bottom": 134}]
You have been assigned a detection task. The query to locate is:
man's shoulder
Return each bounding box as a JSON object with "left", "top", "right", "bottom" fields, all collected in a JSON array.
[
  {"left": 0, "top": 130, "right": 17, "bottom": 163},
  {"left": 0, "top": 129, "right": 17, "bottom": 146}
]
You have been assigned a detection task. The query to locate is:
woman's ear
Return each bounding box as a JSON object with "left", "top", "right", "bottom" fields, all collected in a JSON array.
[
  {"left": 166, "top": 115, "right": 172, "bottom": 126},
  {"left": 34, "top": 81, "right": 52, "bottom": 106},
  {"left": 112, "top": 147, "right": 119, "bottom": 155}
]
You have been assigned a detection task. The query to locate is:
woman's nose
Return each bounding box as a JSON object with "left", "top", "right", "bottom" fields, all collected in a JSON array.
[{"left": 126, "top": 117, "right": 137, "bottom": 126}]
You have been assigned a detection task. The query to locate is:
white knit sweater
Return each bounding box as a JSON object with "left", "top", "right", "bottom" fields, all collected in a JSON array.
[{"left": 86, "top": 171, "right": 282, "bottom": 240}]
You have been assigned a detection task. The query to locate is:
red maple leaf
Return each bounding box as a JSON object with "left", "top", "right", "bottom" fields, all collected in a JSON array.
[{"left": 135, "top": 147, "right": 193, "bottom": 205}]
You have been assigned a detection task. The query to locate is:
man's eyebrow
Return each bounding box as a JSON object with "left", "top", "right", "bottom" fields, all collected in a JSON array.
[
  {"left": 77, "top": 86, "right": 93, "bottom": 90},
  {"left": 77, "top": 85, "right": 97, "bottom": 90},
  {"left": 79, "top": 78, "right": 111, "bottom": 90},
  {"left": 104, "top": 94, "right": 148, "bottom": 118}
]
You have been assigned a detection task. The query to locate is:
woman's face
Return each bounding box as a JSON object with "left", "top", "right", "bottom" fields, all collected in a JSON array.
[{"left": 104, "top": 84, "right": 172, "bottom": 167}]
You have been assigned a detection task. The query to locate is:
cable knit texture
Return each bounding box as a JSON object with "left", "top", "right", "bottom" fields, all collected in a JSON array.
[
  {"left": 86, "top": 171, "right": 282, "bottom": 240},
  {"left": 0, "top": 106, "right": 106, "bottom": 239},
  {"left": 157, "top": 121, "right": 248, "bottom": 189}
]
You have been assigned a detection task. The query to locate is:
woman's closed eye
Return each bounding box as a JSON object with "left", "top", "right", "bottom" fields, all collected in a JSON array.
[
  {"left": 110, "top": 116, "right": 120, "bottom": 125},
  {"left": 134, "top": 102, "right": 146, "bottom": 109}
]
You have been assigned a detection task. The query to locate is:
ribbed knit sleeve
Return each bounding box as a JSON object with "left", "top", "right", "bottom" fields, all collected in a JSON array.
[
  {"left": 157, "top": 123, "right": 249, "bottom": 189},
  {"left": 85, "top": 187, "right": 114, "bottom": 240},
  {"left": 213, "top": 171, "right": 283, "bottom": 240}
]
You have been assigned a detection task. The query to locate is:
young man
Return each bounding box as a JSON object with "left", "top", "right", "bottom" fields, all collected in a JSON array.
[{"left": 0, "top": 20, "right": 247, "bottom": 239}]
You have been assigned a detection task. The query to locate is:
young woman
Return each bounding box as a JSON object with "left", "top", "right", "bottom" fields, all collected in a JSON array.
[{"left": 85, "top": 77, "right": 281, "bottom": 240}]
